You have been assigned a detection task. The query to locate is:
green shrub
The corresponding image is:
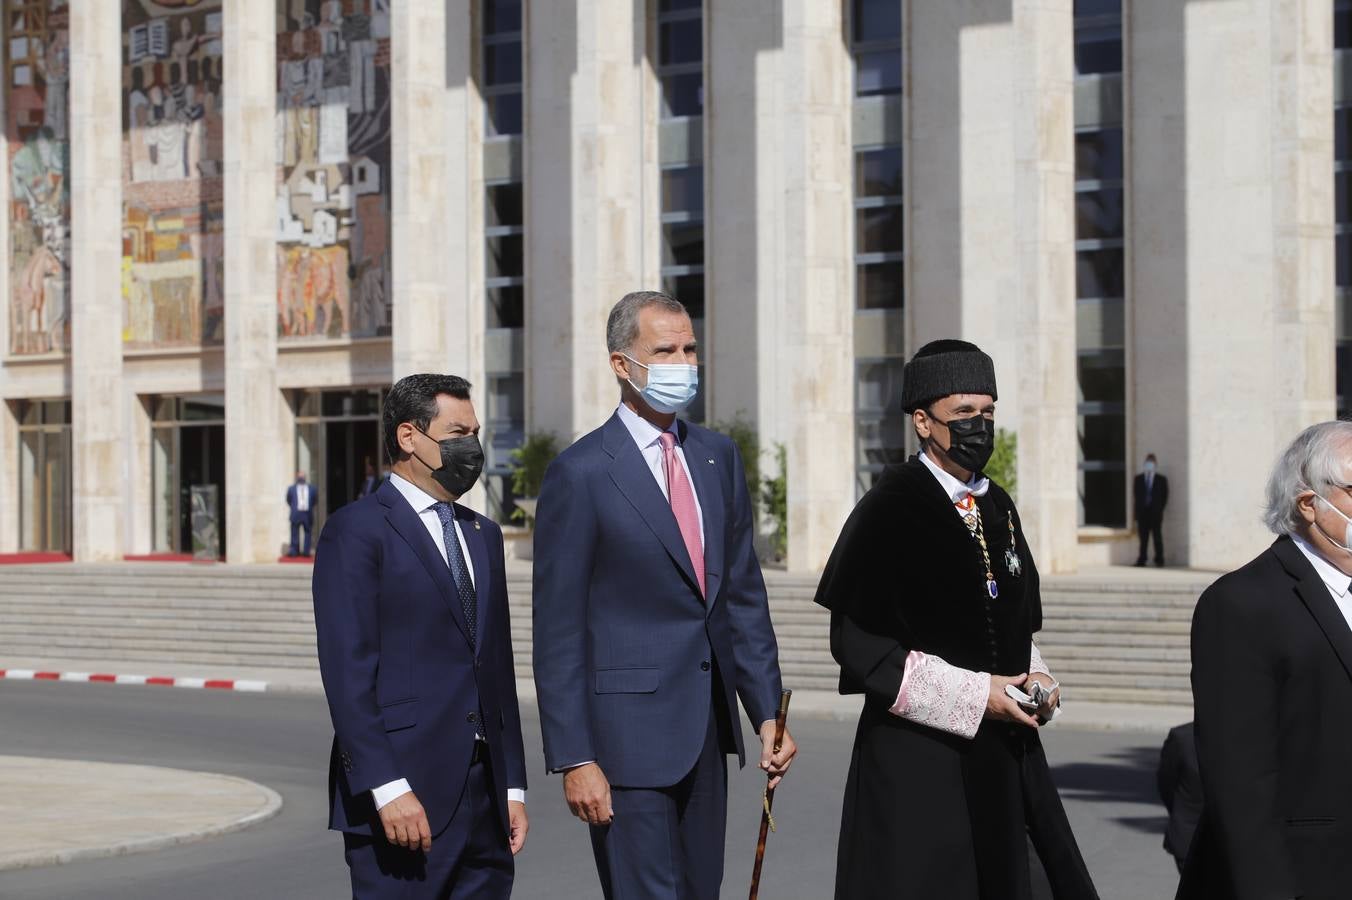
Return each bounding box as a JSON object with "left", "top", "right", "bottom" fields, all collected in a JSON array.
[
  {"left": 761, "top": 443, "right": 788, "bottom": 561},
  {"left": 984, "top": 428, "right": 1018, "bottom": 500},
  {"left": 708, "top": 413, "right": 761, "bottom": 517},
  {"left": 508, "top": 432, "right": 559, "bottom": 523}
]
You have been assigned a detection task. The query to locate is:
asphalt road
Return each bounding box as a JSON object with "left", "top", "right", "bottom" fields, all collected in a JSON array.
[{"left": 0, "top": 681, "right": 1179, "bottom": 899}]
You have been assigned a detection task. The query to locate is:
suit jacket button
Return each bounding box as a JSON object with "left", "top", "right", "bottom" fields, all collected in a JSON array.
[
  {"left": 700, "top": 661, "right": 711, "bottom": 672},
  {"left": 467, "top": 712, "right": 479, "bottom": 724}
]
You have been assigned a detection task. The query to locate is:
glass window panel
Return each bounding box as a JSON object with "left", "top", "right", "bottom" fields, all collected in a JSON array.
[
  {"left": 19, "top": 429, "right": 37, "bottom": 549},
  {"left": 856, "top": 359, "right": 906, "bottom": 414},
  {"left": 1076, "top": 352, "right": 1126, "bottom": 404},
  {"left": 1076, "top": 248, "right": 1125, "bottom": 299},
  {"left": 659, "top": 0, "right": 702, "bottom": 11},
  {"left": 856, "top": 417, "right": 908, "bottom": 467},
  {"left": 319, "top": 391, "right": 380, "bottom": 418},
  {"left": 1075, "top": 128, "right": 1123, "bottom": 182},
  {"left": 663, "top": 222, "right": 705, "bottom": 267},
  {"left": 1340, "top": 171, "right": 1352, "bottom": 225},
  {"left": 1080, "top": 468, "right": 1127, "bottom": 527},
  {"left": 659, "top": 18, "right": 702, "bottom": 66},
  {"left": 488, "top": 233, "right": 525, "bottom": 280},
  {"left": 1073, "top": 0, "right": 1122, "bottom": 17},
  {"left": 856, "top": 147, "right": 903, "bottom": 197},
  {"left": 487, "top": 92, "right": 522, "bottom": 137},
  {"left": 484, "top": 0, "right": 522, "bottom": 35},
  {"left": 1339, "top": 6, "right": 1352, "bottom": 50},
  {"left": 1076, "top": 189, "right": 1124, "bottom": 240},
  {"left": 854, "top": 49, "right": 901, "bottom": 97},
  {"left": 1074, "top": 32, "right": 1122, "bottom": 76},
  {"left": 182, "top": 396, "right": 225, "bottom": 421},
  {"left": 486, "top": 182, "right": 523, "bottom": 228},
  {"left": 488, "top": 285, "right": 524, "bottom": 330},
  {"left": 662, "top": 273, "right": 705, "bottom": 321},
  {"left": 1338, "top": 341, "right": 1352, "bottom": 418},
  {"left": 1340, "top": 234, "right": 1352, "bottom": 287},
  {"left": 1337, "top": 108, "right": 1352, "bottom": 162},
  {"left": 1079, "top": 412, "right": 1126, "bottom": 463},
  {"left": 857, "top": 205, "right": 904, "bottom": 254},
  {"left": 853, "top": 0, "right": 902, "bottom": 43},
  {"left": 484, "top": 41, "right": 521, "bottom": 87},
  {"left": 487, "top": 373, "right": 525, "bottom": 427},
  {"left": 661, "top": 72, "right": 703, "bottom": 118},
  {"left": 661, "top": 167, "right": 704, "bottom": 215},
  {"left": 42, "top": 400, "right": 70, "bottom": 424},
  {"left": 151, "top": 427, "right": 174, "bottom": 553},
  {"left": 857, "top": 261, "right": 904, "bottom": 310}
]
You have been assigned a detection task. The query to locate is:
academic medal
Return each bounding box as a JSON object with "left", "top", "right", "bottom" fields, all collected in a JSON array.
[{"left": 1004, "top": 547, "right": 1022, "bottom": 578}]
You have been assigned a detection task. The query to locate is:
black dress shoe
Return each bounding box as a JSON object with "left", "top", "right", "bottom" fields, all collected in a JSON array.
[{"left": 1133, "top": 560, "right": 1146, "bottom": 567}]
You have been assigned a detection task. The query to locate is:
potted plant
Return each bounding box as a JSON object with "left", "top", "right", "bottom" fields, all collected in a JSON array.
[{"left": 507, "top": 432, "right": 558, "bottom": 558}]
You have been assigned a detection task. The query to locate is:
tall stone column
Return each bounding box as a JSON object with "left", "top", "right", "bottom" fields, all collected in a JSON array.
[
  {"left": 526, "top": 0, "right": 653, "bottom": 442},
  {"left": 778, "top": 0, "right": 854, "bottom": 572},
  {"left": 1130, "top": 0, "right": 1334, "bottom": 570},
  {"left": 0, "top": 402, "right": 16, "bottom": 553},
  {"left": 391, "top": 1, "right": 453, "bottom": 377},
  {"left": 908, "top": 2, "right": 1078, "bottom": 572},
  {"left": 68, "top": 1, "right": 123, "bottom": 561},
  {"left": 223, "top": 0, "right": 281, "bottom": 564}
]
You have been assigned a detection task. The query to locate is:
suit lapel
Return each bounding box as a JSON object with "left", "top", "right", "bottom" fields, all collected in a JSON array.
[
  {"left": 378, "top": 481, "right": 474, "bottom": 651},
  {"left": 603, "top": 414, "right": 703, "bottom": 599},
  {"left": 680, "top": 423, "right": 724, "bottom": 610},
  {"left": 456, "top": 502, "right": 491, "bottom": 655},
  {"left": 1274, "top": 537, "right": 1352, "bottom": 683}
]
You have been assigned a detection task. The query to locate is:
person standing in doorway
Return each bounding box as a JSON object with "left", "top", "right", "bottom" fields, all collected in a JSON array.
[
  {"left": 287, "top": 470, "right": 317, "bottom": 557},
  {"left": 1134, "top": 453, "right": 1168, "bottom": 567},
  {"left": 358, "top": 459, "right": 378, "bottom": 498}
]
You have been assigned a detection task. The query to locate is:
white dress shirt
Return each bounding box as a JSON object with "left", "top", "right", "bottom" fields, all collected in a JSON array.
[
  {"left": 371, "top": 473, "right": 524, "bottom": 810},
  {"left": 1291, "top": 534, "right": 1352, "bottom": 634},
  {"left": 295, "top": 482, "right": 310, "bottom": 511},
  {"left": 616, "top": 403, "right": 705, "bottom": 548}
]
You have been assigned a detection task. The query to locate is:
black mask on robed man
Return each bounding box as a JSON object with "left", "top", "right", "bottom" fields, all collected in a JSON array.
[
  {"left": 413, "top": 429, "right": 485, "bottom": 498},
  {"left": 927, "top": 410, "right": 996, "bottom": 474}
]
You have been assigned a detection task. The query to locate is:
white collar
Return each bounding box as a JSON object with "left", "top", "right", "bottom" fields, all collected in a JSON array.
[
  {"left": 1290, "top": 534, "right": 1352, "bottom": 599},
  {"left": 389, "top": 471, "right": 443, "bottom": 515},
  {"left": 919, "top": 451, "right": 990, "bottom": 504},
  {"left": 616, "top": 403, "right": 679, "bottom": 449}
]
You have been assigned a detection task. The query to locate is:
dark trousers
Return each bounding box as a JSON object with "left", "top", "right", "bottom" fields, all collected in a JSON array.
[
  {"left": 290, "top": 516, "right": 313, "bottom": 556},
  {"left": 343, "top": 757, "right": 513, "bottom": 900},
  {"left": 589, "top": 704, "right": 730, "bottom": 900},
  {"left": 1136, "top": 518, "right": 1164, "bottom": 564}
]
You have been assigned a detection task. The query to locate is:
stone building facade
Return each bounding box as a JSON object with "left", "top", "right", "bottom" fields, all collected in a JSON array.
[{"left": 0, "top": 0, "right": 1341, "bottom": 573}]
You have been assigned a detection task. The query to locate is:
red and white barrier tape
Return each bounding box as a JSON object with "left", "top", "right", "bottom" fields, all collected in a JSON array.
[{"left": 0, "top": 669, "right": 268, "bottom": 692}]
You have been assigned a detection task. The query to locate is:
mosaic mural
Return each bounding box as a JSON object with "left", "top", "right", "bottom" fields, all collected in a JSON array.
[
  {"left": 276, "top": 0, "right": 391, "bottom": 340},
  {"left": 5, "top": 0, "right": 70, "bottom": 356},
  {"left": 121, "top": 0, "right": 225, "bottom": 349}
]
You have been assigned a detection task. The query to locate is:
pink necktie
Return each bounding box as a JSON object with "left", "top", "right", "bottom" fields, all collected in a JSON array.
[{"left": 659, "top": 431, "right": 705, "bottom": 598}]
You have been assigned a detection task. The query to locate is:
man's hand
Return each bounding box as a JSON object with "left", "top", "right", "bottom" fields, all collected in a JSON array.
[
  {"left": 986, "top": 673, "right": 1041, "bottom": 728},
  {"left": 1027, "top": 672, "right": 1061, "bottom": 723},
  {"left": 507, "top": 800, "right": 529, "bottom": 855},
  {"left": 563, "top": 763, "right": 613, "bottom": 826},
  {"left": 377, "top": 790, "right": 432, "bottom": 852},
  {"left": 758, "top": 721, "right": 798, "bottom": 789}
]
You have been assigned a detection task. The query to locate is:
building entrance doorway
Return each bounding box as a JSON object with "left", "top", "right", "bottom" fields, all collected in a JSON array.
[
  {"left": 150, "top": 395, "right": 226, "bottom": 557},
  {"left": 15, "top": 399, "right": 71, "bottom": 553},
  {"left": 294, "top": 388, "right": 384, "bottom": 536}
]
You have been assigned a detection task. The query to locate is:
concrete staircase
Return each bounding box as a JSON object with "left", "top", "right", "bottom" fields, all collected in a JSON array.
[{"left": 0, "top": 563, "right": 1214, "bottom": 706}]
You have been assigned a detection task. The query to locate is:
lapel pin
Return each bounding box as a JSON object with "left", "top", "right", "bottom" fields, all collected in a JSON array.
[
  {"left": 473, "top": 520, "right": 481, "bottom": 531},
  {"left": 707, "top": 459, "right": 715, "bottom": 465}
]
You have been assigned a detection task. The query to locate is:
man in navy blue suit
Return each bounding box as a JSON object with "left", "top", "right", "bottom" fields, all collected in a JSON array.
[
  {"left": 286, "top": 471, "right": 316, "bottom": 556},
  {"left": 313, "top": 374, "right": 529, "bottom": 899},
  {"left": 533, "top": 291, "right": 797, "bottom": 899}
]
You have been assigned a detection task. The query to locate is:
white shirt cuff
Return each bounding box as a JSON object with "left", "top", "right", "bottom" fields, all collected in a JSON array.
[
  {"left": 371, "top": 778, "right": 412, "bottom": 811},
  {"left": 1029, "top": 640, "right": 1052, "bottom": 678},
  {"left": 507, "top": 788, "right": 526, "bottom": 805}
]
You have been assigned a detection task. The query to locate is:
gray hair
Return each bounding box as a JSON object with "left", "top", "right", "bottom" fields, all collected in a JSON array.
[
  {"left": 605, "top": 291, "right": 688, "bottom": 354},
  {"left": 1262, "top": 420, "right": 1352, "bottom": 535}
]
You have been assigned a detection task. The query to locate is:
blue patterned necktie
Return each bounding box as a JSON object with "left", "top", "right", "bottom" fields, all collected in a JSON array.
[{"left": 432, "top": 502, "right": 477, "bottom": 647}]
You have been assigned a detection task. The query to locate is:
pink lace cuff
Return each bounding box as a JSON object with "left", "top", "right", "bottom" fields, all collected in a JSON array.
[
  {"left": 890, "top": 651, "right": 989, "bottom": 740},
  {"left": 1029, "top": 641, "right": 1051, "bottom": 678}
]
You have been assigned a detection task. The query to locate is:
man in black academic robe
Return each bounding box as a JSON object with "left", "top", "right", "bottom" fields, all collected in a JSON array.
[{"left": 815, "top": 340, "right": 1097, "bottom": 900}]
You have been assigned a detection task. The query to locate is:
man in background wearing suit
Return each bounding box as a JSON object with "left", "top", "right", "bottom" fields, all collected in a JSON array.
[
  {"left": 1180, "top": 421, "right": 1352, "bottom": 900},
  {"left": 532, "top": 291, "right": 797, "bottom": 899},
  {"left": 286, "top": 470, "right": 316, "bottom": 557},
  {"left": 1134, "top": 453, "right": 1169, "bottom": 567},
  {"left": 313, "top": 374, "right": 528, "bottom": 899}
]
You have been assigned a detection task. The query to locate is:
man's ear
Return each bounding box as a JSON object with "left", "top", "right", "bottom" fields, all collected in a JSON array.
[
  {"left": 397, "top": 422, "right": 418, "bottom": 457},
  {"left": 912, "top": 409, "right": 931, "bottom": 442},
  {"left": 610, "top": 352, "right": 631, "bottom": 381},
  {"left": 1295, "top": 491, "right": 1319, "bottom": 524}
]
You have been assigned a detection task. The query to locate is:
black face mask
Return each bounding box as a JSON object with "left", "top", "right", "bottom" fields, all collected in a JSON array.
[
  {"left": 413, "top": 429, "right": 485, "bottom": 498},
  {"left": 927, "top": 410, "right": 995, "bottom": 474}
]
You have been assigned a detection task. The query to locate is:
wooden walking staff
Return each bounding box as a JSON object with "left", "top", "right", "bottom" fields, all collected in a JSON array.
[{"left": 748, "top": 689, "right": 792, "bottom": 900}]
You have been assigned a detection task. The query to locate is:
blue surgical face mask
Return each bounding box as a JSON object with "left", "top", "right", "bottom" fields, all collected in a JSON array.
[
  {"left": 1144, "top": 461, "right": 1156, "bottom": 475},
  {"left": 623, "top": 354, "right": 699, "bottom": 415}
]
